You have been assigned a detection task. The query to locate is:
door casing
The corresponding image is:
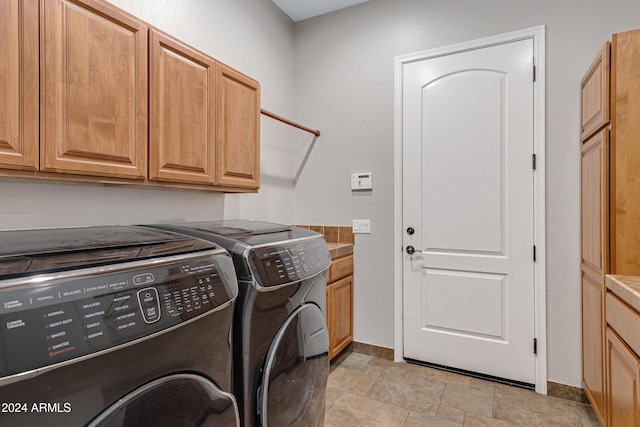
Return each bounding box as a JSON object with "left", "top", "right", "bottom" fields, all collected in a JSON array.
[{"left": 393, "top": 25, "right": 547, "bottom": 394}]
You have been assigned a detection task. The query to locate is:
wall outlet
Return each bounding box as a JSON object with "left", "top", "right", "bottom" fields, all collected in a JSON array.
[{"left": 352, "top": 219, "right": 371, "bottom": 234}]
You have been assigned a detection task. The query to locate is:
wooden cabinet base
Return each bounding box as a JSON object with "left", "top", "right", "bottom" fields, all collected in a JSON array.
[
  {"left": 326, "top": 253, "right": 354, "bottom": 361},
  {"left": 606, "top": 328, "right": 640, "bottom": 426},
  {"left": 327, "top": 275, "right": 353, "bottom": 360}
]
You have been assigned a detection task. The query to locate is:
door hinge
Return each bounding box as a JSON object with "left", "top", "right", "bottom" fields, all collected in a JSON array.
[
  {"left": 533, "top": 338, "right": 538, "bottom": 355},
  {"left": 533, "top": 245, "right": 536, "bottom": 262},
  {"left": 533, "top": 57, "right": 536, "bottom": 82},
  {"left": 532, "top": 153, "right": 536, "bottom": 170}
]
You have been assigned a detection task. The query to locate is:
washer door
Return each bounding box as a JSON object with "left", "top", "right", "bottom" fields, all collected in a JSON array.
[
  {"left": 259, "top": 304, "right": 329, "bottom": 427},
  {"left": 88, "top": 374, "right": 239, "bottom": 427}
]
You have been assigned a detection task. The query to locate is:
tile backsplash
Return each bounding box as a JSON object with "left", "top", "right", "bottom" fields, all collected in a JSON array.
[{"left": 296, "top": 225, "right": 354, "bottom": 244}]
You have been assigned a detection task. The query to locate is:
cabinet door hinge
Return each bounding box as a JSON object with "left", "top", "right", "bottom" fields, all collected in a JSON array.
[
  {"left": 532, "top": 153, "right": 536, "bottom": 170},
  {"left": 533, "top": 338, "right": 538, "bottom": 355},
  {"left": 533, "top": 245, "right": 536, "bottom": 262}
]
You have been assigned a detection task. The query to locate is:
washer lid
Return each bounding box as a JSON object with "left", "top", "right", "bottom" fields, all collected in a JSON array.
[
  {"left": 0, "top": 226, "right": 218, "bottom": 279},
  {"left": 150, "top": 220, "right": 318, "bottom": 247}
]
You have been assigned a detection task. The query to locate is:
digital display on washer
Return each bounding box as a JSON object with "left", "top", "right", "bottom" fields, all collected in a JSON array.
[
  {"left": 248, "top": 238, "right": 331, "bottom": 287},
  {"left": 0, "top": 255, "right": 233, "bottom": 379}
]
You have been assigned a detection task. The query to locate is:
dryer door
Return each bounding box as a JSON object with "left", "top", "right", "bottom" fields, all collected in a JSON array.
[
  {"left": 259, "top": 303, "right": 329, "bottom": 427},
  {"left": 88, "top": 374, "right": 239, "bottom": 427}
]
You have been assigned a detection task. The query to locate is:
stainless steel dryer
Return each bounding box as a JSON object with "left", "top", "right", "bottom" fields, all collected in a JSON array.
[
  {"left": 145, "top": 221, "right": 330, "bottom": 427},
  {"left": 0, "top": 226, "right": 240, "bottom": 427}
]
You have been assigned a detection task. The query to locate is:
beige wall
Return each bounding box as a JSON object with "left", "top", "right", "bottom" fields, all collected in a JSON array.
[
  {"left": 0, "top": 0, "right": 297, "bottom": 230},
  {"left": 291, "top": 0, "right": 640, "bottom": 387}
]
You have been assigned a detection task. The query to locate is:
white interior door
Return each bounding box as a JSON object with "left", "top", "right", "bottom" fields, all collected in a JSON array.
[{"left": 402, "top": 38, "right": 536, "bottom": 385}]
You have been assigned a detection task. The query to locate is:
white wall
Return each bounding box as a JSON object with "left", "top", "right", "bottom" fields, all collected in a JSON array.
[
  {"left": 0, "top": 0, "right": 297, "bottom": 231},
  {"left": 292, "top": 0, "right": 640, "bottom": 387}
]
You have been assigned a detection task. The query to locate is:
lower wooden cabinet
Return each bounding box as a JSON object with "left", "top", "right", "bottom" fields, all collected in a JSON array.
[
  {"left": 326, "top": 254, "right": 353, "bottom": 360},
  {"left": 327, "top": 275, "right": 353, "bottom": 359},
  {"left": 605, "top": 280, "right": 640, "bottom": 426},
  {"left": 582, "top": 272, "right": 606, "bottom": 421},
  {"left": 606, "top": 328, "right": 640, "bottom": 426}
]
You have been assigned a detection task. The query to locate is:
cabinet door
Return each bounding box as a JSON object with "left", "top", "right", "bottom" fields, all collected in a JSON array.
[
  {"left": 606, "top": 328, "right": 640, "bottom": 426},
  {"left": 41, "top": 0, "right": 147, "bottom": 179},
  {"left": 216, "top": 64, "right": 260, "bottom": 188},
  {"left": 149, "top": 28, "right": 216, "bottom": 184},
  {"left": 581, "top": 129, "right": 609, "bottom": 276},
  {"left": 328, "top": 276, "right": 353, "bottom": 360},
  {"left": 582, "top": 273, "right": 606, "bottom": 422},
  {"left": 611, "top": 29, "right": 640, "bottom": 276},
  {"left": 0, "top": 0, "right": 39, "bottom": 170},
  {"left": 581, "top": 42, "right": 610, "bottom": 141}
]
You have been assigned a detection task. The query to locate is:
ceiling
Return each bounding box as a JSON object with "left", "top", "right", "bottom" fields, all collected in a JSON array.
[{"left": 272, "top": 0, "right": 371, "bottom": 22}]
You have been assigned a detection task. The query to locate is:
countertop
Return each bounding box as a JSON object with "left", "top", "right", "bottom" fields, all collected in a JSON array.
[
  {"left": 606, "top": 274, "right": 640, "bottom": 312},
  {"left": 326, "top": 242, "right": 353, "bottom": 259}
]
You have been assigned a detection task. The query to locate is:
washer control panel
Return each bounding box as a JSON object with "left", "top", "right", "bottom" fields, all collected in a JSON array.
[
  {"left": 0, "top": 253, "right": 235, "bottom": 379},
  {"left": 248, "top": 238, "right": 331, "bottom": 287}
]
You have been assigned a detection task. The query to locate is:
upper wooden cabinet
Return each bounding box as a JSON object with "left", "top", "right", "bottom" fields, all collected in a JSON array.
[
  {"left": 0, "top": 0, "right": 260, "bottom": 191},
  {"left": 216, "top": 64, "right": 260, "bottom": 189},
  {"left": 581, "top": 42, "right": 611, "bottom": 142},
  {"left": 0, "top": 0, "right": 39, "bottom": 171},
  {"left": 149, "top": 28, "right": 216, "bottom": 184},
  {"left": 41, "top": 0, "right": 148, "bottom": 179}
]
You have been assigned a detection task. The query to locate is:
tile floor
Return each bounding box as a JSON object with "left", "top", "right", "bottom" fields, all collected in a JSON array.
[{"left": 325, "top": 351, "right": 601, "bottom": 427}]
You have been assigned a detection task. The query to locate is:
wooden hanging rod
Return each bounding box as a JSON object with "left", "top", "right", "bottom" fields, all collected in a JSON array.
[{"left": 260, "top": 109, "right": 321, "bottom": 137}]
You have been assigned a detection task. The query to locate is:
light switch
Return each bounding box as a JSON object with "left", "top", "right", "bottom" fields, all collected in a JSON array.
[
  {"left": 352, "top": 219, "right": 371, "bottom": 234},
  {"left": 351, "top": 172, "right": 372, "bottom": 190}
]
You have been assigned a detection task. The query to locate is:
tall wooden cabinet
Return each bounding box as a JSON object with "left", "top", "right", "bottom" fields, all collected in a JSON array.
[
  {"left": 581, "top": 29, "right": 640, "bottom": 425},
  {"left": 0, "top": 0, "right": 39, "bottom": 171},
  {"left": 581, "top": 126, "right": 609, "bottom": 422}
]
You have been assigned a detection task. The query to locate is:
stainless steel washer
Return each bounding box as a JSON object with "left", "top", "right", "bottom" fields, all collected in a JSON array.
[
  {"left": 144, "top": 221, "right": 331, "bottom": 427},
  {"left": 0, "top": 226, "right": 240, "bottom": 427}
]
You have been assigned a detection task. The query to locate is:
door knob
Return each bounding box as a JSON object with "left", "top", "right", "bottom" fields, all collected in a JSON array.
[{"left": 406, "top": 246, "right": 423, "bottom": 255}]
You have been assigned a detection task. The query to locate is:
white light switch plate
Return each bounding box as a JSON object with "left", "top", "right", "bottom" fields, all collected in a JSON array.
[
  {"left": 352, "top": 219, "right": 371, "bottom": 234},
  {"left": 351, "top": 172, "right": 373, "bottom": 190}
]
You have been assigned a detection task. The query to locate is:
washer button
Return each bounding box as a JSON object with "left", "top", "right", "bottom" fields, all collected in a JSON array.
[{"left": 137, "top": 287, "right": 161, "bottom": 323}]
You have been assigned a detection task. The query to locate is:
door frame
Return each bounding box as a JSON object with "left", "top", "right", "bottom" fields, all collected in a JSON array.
[{"left": 393, "top": 26, "right": 547, "bottom": 394}]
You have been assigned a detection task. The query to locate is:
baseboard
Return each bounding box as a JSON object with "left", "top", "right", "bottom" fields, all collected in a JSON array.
[
  {"left": 349, "top": 341, "right": 394, "bottom": 360},
  {"left": 546, "top": 381, "right": 589, "bottom": 404}
]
